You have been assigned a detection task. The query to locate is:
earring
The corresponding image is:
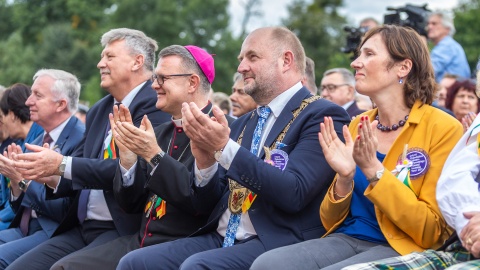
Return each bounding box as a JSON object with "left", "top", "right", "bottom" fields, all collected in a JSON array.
[{"left": 399, "top": 78, "right": 403, "bottom": 84}]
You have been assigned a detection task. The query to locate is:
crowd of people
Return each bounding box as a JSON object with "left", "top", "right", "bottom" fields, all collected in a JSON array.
[{"left": 0, "top": 9, "right": 478, "bottom": 270}]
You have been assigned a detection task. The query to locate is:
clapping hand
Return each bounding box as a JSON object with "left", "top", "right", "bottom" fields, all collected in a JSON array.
[
  {"left": 318, "top": 116, "right": 356, "bottom": 182},
  {"left": 460, "top": 211, "right": 480, "bottom": 257},
  {"left": 110, "top": 104, "right": 161, "bottom": 169}
]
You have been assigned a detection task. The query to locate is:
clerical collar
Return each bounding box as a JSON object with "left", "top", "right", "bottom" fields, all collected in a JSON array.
[{"left": 172, "top": 118, "right": 183, "bottom": 127}]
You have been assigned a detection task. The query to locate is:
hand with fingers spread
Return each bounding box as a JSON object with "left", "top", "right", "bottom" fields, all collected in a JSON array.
[
  {"left": 460, "top": 211, "right": 480, "bottom": 257},
  {"left": 182, "top": 102, "right": 230, "bottom": 168},
  {"left": 0, "top": 144, "right": 24, "bottom": 185},
  {"left": 462, "top": 112, "right": 476, "bottom": 133},
  {"left": 352, "top": 115, "right": 383, "bottom": 179},
  {"left": 318, "top": 116, "right": 356, "bottom": 198},
  {"left": 109, "top": 104, "right": 159, "bottom": 169},
  {"left": 318, "top": 116, "right": 356, "bottom": 181},
  {"left": 12, "top": 143, "right": 63, "bottom": 180}
]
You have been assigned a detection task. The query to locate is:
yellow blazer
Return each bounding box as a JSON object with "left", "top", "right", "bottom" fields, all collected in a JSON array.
[{"left": 320, "top": 100, "right": 463, "bottom": 255}]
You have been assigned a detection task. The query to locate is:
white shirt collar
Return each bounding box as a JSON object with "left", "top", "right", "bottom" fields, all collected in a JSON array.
[
  {"left": 258, "top": 82, "right": 303, "bottom": 118},
  {"left": 115, "top": 81, "right": 146, "bottom": 108},
  {"left": 45, "top": 116, "right": 72, "bottom": 148},
  {"left": 342, "top": 100, "right": 355, "bottom": 110},
  {"left": 172, "top": 118, "right": 183, "bottom": 127}
]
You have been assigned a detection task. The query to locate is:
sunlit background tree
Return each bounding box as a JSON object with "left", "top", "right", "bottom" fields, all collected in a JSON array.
[{"left": 0, "top": 0, "right": 478, "bottom": 105}]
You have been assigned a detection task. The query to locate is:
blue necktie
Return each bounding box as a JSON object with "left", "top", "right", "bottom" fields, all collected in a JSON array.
[{"left": 222, "top": 106, "right": 271, "bottom": 247}]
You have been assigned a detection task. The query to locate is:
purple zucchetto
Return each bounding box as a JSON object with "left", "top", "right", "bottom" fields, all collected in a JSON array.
[{"left": 184, "top": 45, "right": 215, "bottom": 84}]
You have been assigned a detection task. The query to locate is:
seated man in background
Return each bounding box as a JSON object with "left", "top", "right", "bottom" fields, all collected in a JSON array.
[
  {"left": 212, "top": 91, "right": 232, "bottom": 116},
  {"left": 74, "top": 103, "right": 89, "bottom": 124},
  {"left": 229, "top": 72, "right": 257, "bottom": 118},
  {"left": 320, "top": 68, "right": 365, "bottom": 118}
]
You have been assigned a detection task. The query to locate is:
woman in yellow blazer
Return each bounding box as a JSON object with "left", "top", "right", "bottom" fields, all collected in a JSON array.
[{"left": 251, "top": 25, "right": 463, "bottom": 270}]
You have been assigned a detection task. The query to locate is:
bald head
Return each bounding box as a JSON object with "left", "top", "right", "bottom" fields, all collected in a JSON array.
[{"left": 238, "top": 27, "right": 306, "bottom": 105}]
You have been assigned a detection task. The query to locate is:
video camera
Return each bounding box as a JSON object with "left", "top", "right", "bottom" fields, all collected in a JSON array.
[
  {"left": 341, "top": 4, "right": 430, "bottom": 57},
  {"left": 384, "top": 4, "right": 431, "bottom": 37},
  {"left": 341, "top": 26, "right": 368, "bottom": 55}
]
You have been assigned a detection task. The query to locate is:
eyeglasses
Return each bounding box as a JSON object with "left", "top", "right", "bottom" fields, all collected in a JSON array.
[
  {"left": 232, "top": 88, "right": 246, "bottom": 95},
  {"left": 151, "top": 73, "right": 193, "bottom": 86},
  {"left": 320, "top": 84, "right": 349, "bottom": 93}
]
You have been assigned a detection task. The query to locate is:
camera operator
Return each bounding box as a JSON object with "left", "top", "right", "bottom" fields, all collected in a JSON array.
[
  {"left": 427, "top": 12, "right": 470, "bottom": 82},
  {"left": 360, "top": 17, "right": 379, "bottom": 30},
  {"left": 342, "top": 18, "right": 379, "bottom": 59}
]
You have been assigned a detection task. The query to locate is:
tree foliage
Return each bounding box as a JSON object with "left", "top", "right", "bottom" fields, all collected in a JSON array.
[
  {"left": 1, "top": 0, "right": 476, "bottom": 104},
  {"left": 283, "top": 0, "right": 352, "bottom": 88},
  {"left": 454, "top": 0, "right": 480, "bottom": 75},
  {"left": 107, "top": 0, "right": 241, "bottom": 93},
  {"left": 0, "top": 0, "right": 240, "bottom": 103}
]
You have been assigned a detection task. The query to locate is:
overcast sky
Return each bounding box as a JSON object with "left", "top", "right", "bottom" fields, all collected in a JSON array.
[{"left": 228, "top": 0, "right": 460, "bottom": 36}]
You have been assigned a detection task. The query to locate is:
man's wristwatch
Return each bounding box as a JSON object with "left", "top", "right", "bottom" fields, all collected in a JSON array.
[
  {"left": 213, "top": 149, "right": 223, "bottom": 162},
  {"left": 149, "top": 151, "right": 165, "bottom": 168},
  {"left": 18, "top": 180, "right": 31, "bottom": 191},
  {"left": 366, "top": 167, "right": 384, "bottom": 183},
  {"left": 58, "top": 156, "right": 68, "bottom": 177}
]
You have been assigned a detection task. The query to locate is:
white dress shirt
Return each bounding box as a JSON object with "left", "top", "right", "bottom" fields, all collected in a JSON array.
[
  {"left": 62, "top": 81, "right": 146, "bottom": 222},
  {"left": 437, "top": 114, "right": 480, "bottom": 237}
]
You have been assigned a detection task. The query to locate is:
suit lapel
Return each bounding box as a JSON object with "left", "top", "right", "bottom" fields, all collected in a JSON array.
[
  {"left": 259, "top": 88, "right": 311, "bottom": 157},
  {"left": 30, "top": 134, "right": 43, "bottom": 148},
  {"left": 91, "top": 98, "right": 114, "bottom": 158},
  {"left": 54, "top": 117, "right": 78, "bottom": 153},
  {"left": 240, "top": 111, "right": 258, "bottom": 150}
]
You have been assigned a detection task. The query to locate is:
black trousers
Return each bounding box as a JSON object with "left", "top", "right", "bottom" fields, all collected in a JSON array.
[{"left": 51, "top": 234, "right": 136, "bottom": 270}]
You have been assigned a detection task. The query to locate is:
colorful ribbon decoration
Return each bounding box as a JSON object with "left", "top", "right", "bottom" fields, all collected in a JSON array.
[
  {"left": 392, "top": 144, "right": 417, "bottom": 196},
  {"left": 103, "top": 131, "right": 117, "bottom": 159}
]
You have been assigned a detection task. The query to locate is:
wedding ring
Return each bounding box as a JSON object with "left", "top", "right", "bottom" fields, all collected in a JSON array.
[{"left": 467, "top": 238, "right": 473, "bottom": 246}]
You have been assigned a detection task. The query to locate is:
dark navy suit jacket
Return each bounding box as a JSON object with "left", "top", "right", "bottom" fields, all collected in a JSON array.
[
  {"left": 47, "top": 81, "right": 171, "bottom": 237},
  {"left": 346, "top": 101, "right": 365, "bottom": 118},
  {"left": 10, "top": 116, "right": 85, "bottom": 237},
  {"left": 192, "top": 87, "right": 351, "bottom": 250}
]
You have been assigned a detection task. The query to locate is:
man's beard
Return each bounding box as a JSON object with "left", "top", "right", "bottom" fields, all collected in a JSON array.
[{"left": 244, "top": 75, "right": 275, "bottom": 104}]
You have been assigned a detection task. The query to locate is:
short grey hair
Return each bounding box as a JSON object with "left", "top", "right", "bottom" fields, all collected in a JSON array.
[
  {"left": 233, "top": 72, "right": 242, "bottom": 83},
  {"left": 323, "top": 68, "right": 355, "bottom": 87},
  {"left": 101, "top": 28, "right": 158, "bottom": 72},
  {"left": 33, "top": 69, "right": 81, "bottom": 113},
  {"left": 157, "top": 45, "right": 211, "bottom": 94},
  {"left": 360, "top": 17, "right": 379, "bottom": 27},
  {"left": 430, "top": 12, "right": 456, "bottom": 36}
]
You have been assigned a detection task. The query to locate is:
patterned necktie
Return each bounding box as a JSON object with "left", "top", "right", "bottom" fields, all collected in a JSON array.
[
  {"left": 43, "top": 133, "right": 53, "bottom": 147},
  {"left": 19, "top": 132, "right": 54, "bottom": 235},
  {"left": 223, "top": 106, "right": 271, "bottom": 247}
]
